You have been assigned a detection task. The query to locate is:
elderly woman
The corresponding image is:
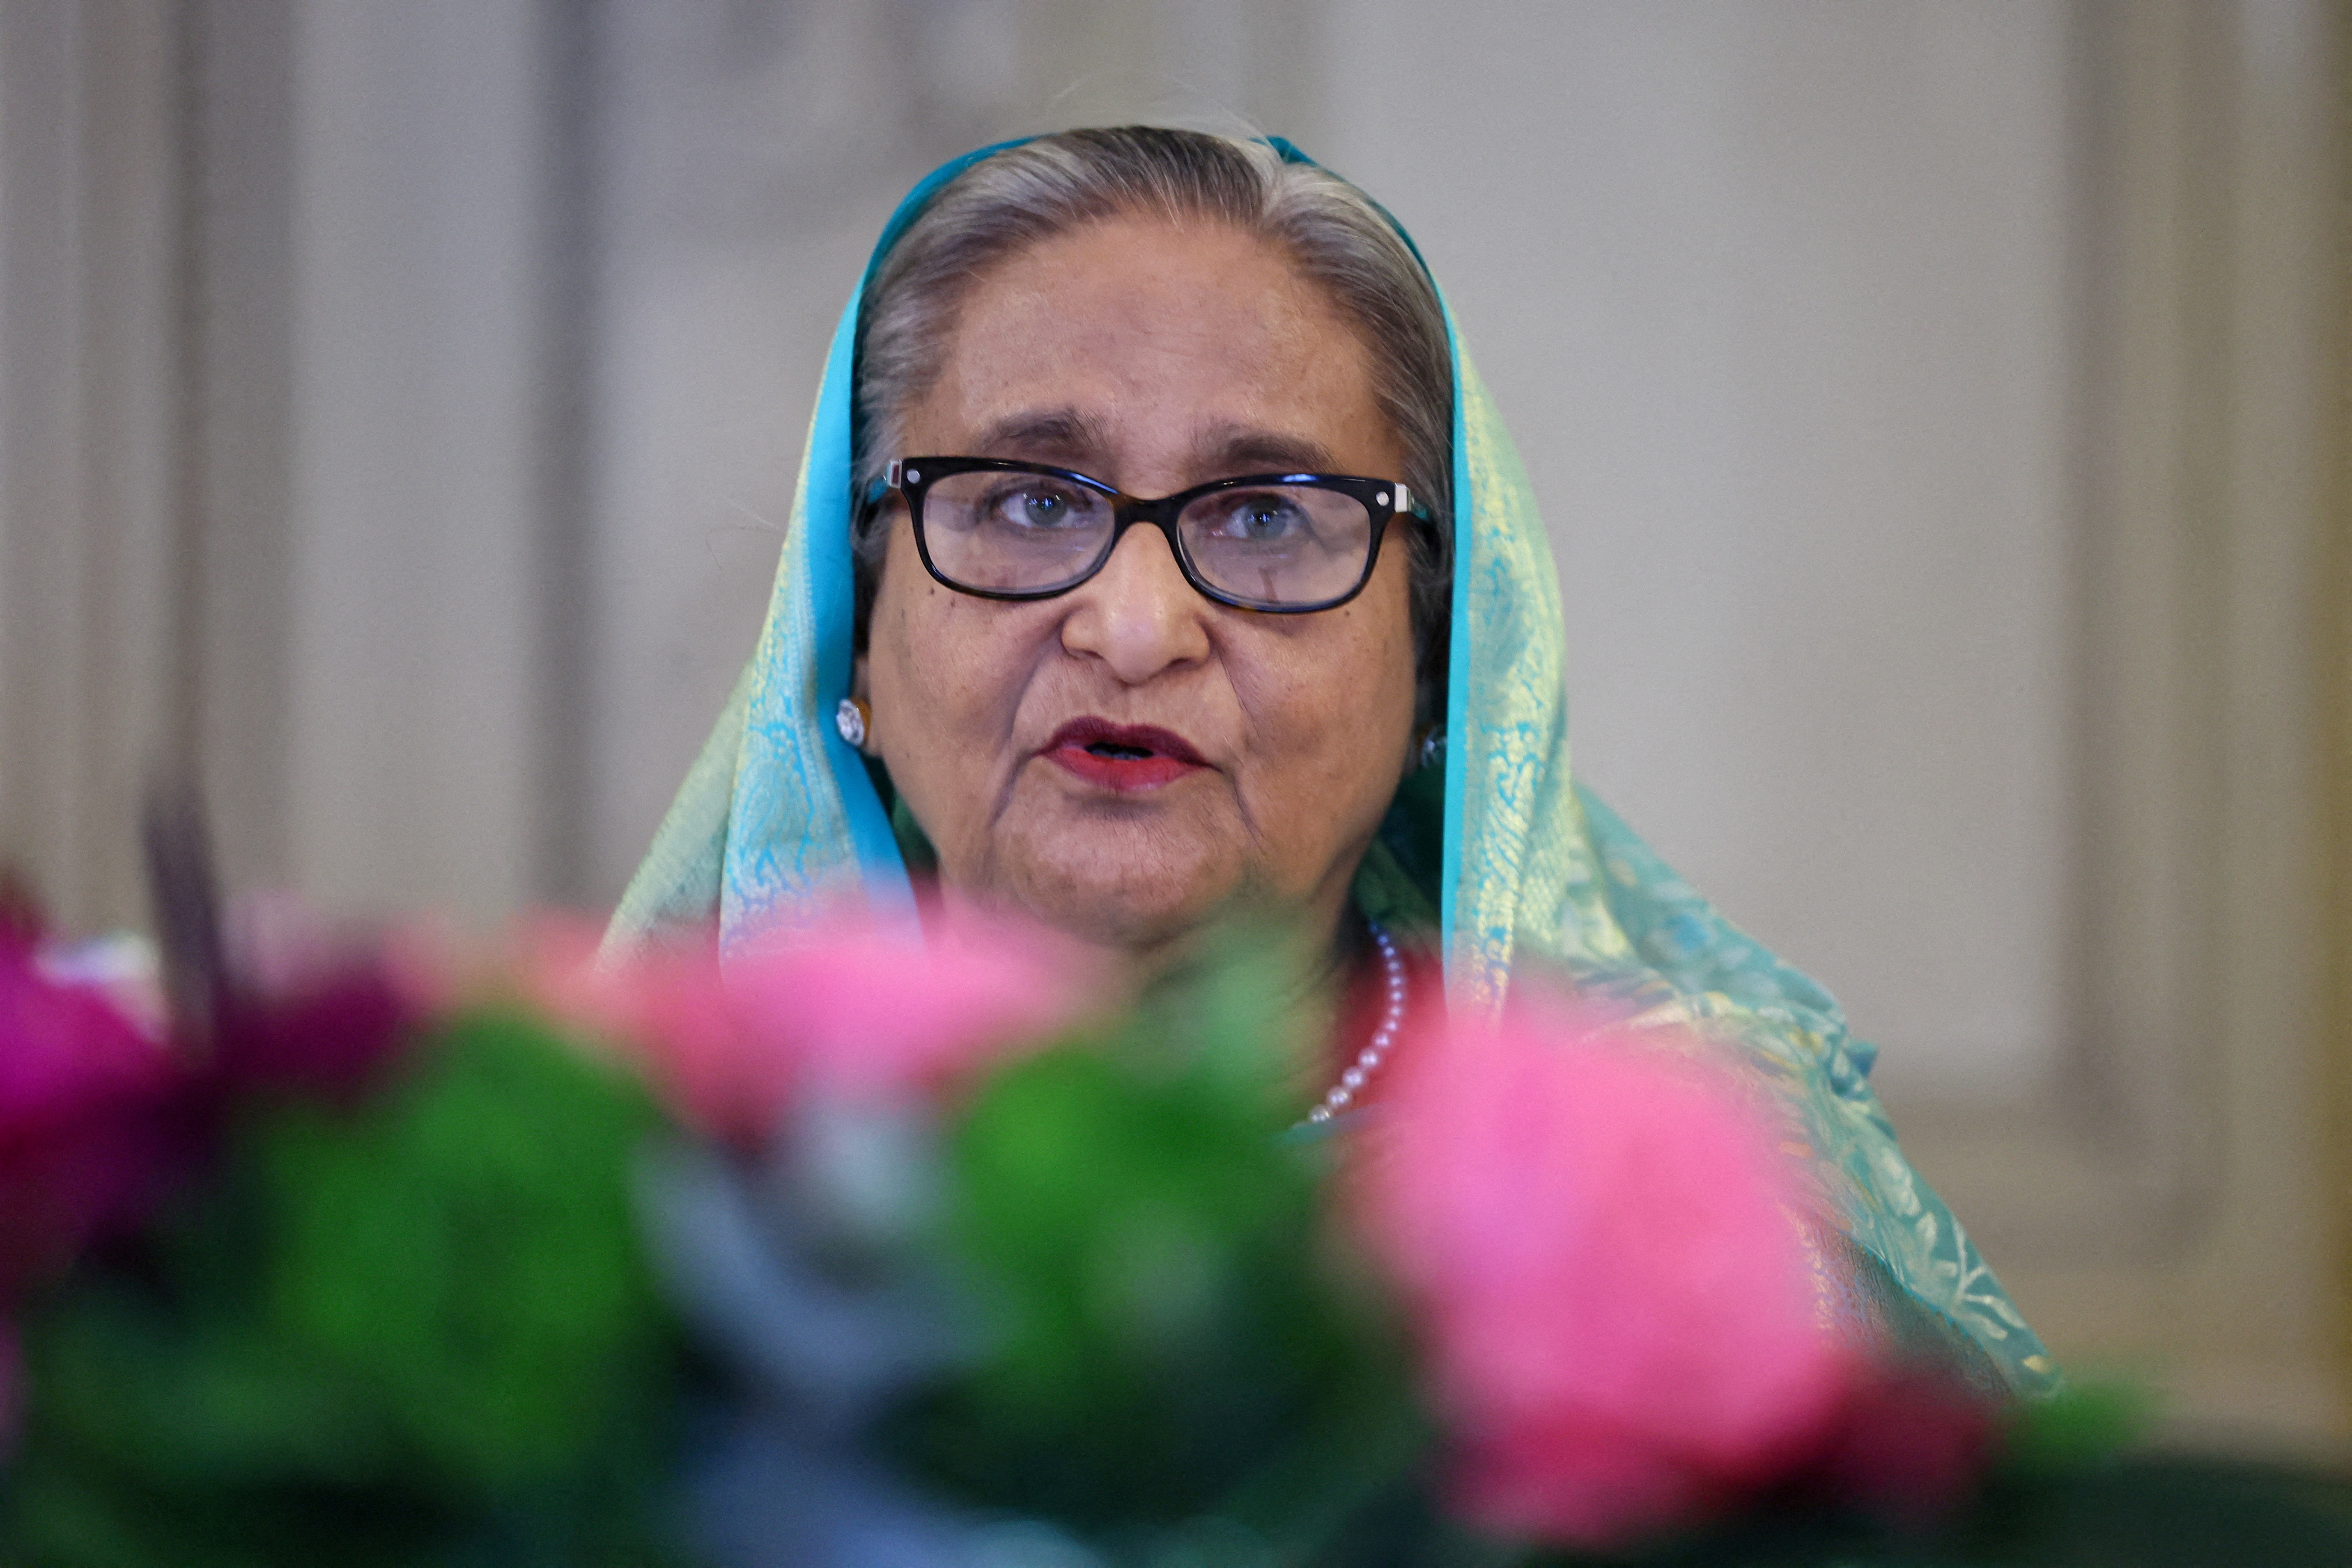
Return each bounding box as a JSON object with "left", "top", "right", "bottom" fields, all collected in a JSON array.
[{"left": 611, "top": 127, "right": 2054, "bottom": 1394}]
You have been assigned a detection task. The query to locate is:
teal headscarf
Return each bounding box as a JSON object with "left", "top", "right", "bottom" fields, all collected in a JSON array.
[{"left": 608, "top": 136, "right": 2057, "bottom": 1395}]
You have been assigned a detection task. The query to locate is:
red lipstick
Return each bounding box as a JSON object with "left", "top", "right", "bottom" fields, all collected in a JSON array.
[{"left": 1042, "top": 718, "right": 1209, "bottom": 792}]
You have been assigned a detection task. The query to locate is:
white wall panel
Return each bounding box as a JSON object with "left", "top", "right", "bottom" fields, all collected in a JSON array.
[
  {"left": 0, "top": 0, "right": 183, "bottom": 931},
  {"left": 285, "top": 0, "right": 544, "bottom": 922}
]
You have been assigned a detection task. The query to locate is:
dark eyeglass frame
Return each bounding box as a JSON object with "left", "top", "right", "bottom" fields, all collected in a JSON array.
[{"left": 862, "top": 457, "right": 1430, "bottom": 614}]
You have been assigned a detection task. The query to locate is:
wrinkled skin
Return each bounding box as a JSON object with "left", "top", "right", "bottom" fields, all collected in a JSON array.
[{"left": 856, "top": 215, "right": 1421, "bottom": 977}]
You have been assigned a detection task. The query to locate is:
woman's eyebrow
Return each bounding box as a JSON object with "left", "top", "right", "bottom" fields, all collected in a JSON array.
[
  {"left": 967, "top": 408, "right": 1107, "bottom": 461},
  {"left": 1195, "top": 428, "right": 1339, "bottom": 475}
]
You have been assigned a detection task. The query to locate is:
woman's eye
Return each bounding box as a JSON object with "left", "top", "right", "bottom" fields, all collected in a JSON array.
[
  {"left": 985, "top": 484, "right": 1093, "bottom": 529},
  {"left": 1210, "top": 493, "right": 1309, "bottom": 542}
]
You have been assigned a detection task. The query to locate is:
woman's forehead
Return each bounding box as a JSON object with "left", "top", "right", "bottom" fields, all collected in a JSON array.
[{"left": 905, "top": 215, "right": 1397, "bottom": 477}]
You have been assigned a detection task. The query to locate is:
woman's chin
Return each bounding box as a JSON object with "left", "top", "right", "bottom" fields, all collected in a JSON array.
[
  {"left": 924, "top": 772, "right": 1345, "bottom": 968},
  {"left": 971, "top": 826, "right": 1248, "bottom": 963},
  {"left": 1006, "top": 865, "right": 1234, "bottom": 960}
]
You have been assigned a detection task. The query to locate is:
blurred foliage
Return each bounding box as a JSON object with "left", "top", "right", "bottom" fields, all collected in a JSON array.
[
  {"left": 2, "top": 1011, "right": 688, "bottom": 1568},
  {"left": 888, "top": 926, "right": 1430, "bottom": 1553},
  {"left": 7, "top": 926, "right": 2352, "bottom": 1568}
]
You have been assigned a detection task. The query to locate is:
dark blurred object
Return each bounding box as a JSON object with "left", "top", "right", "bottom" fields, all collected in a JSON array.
[
  {"left": 1524, "top": 1449, "right": 2352, "bottom": 1568},
  {"left": 141, "top": 785, "right": 231, "bottom": 1060},
  {"left": 145, "top": 783, "right": 414, "bottom": 1101}
]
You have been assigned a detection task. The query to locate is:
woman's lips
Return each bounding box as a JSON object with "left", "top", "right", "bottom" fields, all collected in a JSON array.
[{"left": 1041, "top": 718, "right": 1209, "bottom": 793}]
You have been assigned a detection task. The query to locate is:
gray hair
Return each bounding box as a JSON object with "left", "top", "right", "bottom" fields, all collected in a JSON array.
[{"left": 851, "top": 126, "right": 1453, "bottom": 725}]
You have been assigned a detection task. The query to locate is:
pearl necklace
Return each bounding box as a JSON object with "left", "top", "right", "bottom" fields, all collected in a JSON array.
[{"left": 1302, "top": 922, "right": 1407, "bottom": 1127}]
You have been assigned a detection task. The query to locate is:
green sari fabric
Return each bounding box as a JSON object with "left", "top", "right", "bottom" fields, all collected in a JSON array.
[{"left": 609, "top": 139, "right": 2057, "bottom": 1396}]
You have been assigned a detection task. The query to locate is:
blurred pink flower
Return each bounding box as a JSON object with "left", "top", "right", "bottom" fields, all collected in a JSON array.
[
  {"left": 520, "top": 909, "right": 1092, "bottom": 1147},
  {"left": 728, "top": 913, "right": 1090, "bottom": 1098},
  {"left": 0, "top": 927, "right": 182, "bottom": 1299},
  {"left": 515, "top": 919, "right": 777, "bottom": 1146},
  {"left": 1354, "top": 987, "right": 1856, "bottom": 1547}
]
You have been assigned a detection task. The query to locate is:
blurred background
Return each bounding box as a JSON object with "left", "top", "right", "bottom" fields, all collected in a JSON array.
[{"left": 1, "top": 0, "right": 2345, "bottom": 1456}]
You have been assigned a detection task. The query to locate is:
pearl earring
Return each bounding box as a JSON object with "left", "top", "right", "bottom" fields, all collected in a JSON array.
[
  {"left": 1417, "top": 726, "right": 1445, "bottom": 771},
  {"left": 835, "top": 697, "right": 870, "bottom": 749}
]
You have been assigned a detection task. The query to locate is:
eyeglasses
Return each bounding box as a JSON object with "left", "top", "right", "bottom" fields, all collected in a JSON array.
[{"left": 864, "top": 458, "right": 1428, "bottom": 613}]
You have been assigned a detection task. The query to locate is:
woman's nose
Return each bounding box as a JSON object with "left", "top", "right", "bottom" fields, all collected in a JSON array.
[{"left": 1059, "top": 523, "right": 1211, "bottom": 682}]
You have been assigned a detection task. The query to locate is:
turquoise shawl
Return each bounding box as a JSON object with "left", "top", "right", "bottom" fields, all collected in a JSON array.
[{"left": 607, "top": 139, "right": 2057, "bottom": 1396}]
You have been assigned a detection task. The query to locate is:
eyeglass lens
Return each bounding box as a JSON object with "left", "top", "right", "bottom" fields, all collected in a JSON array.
[{"left": 917, "top": 470, "right": 1376, "bottom": 607}]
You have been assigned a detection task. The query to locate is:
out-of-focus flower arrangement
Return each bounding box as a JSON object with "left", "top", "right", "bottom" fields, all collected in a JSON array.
[{"left": 4, "top": 815, "right": 2351, "bottom": 1567}]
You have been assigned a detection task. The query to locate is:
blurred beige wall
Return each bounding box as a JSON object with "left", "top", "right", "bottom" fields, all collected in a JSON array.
[{"left": 1, "top": 0, "right": 2343, "bottom": 1451}]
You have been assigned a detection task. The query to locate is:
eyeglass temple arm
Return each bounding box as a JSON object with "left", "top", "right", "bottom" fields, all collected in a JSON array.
[{"left": 856, "top": 462, "right": 906, "bottom": 514}]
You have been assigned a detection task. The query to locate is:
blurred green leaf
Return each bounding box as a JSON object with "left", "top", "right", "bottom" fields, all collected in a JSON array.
[
  {"left": 257, "top": 1010, "right": 672, "bottom": 1490},
  {"left": 5, "top": 1010, "right": 686, "bottom": 1567},
  {"left": 1994, "top": 1379, "right": 2154, "bottom": 1478},
  {"left": 894, "top": 932, "right": 1420, "bottom": 1534}
]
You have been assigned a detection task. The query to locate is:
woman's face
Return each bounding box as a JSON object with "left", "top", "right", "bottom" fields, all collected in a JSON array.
[{"left": 857, "top": 214, "right": 1421, "bottom": 962}]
